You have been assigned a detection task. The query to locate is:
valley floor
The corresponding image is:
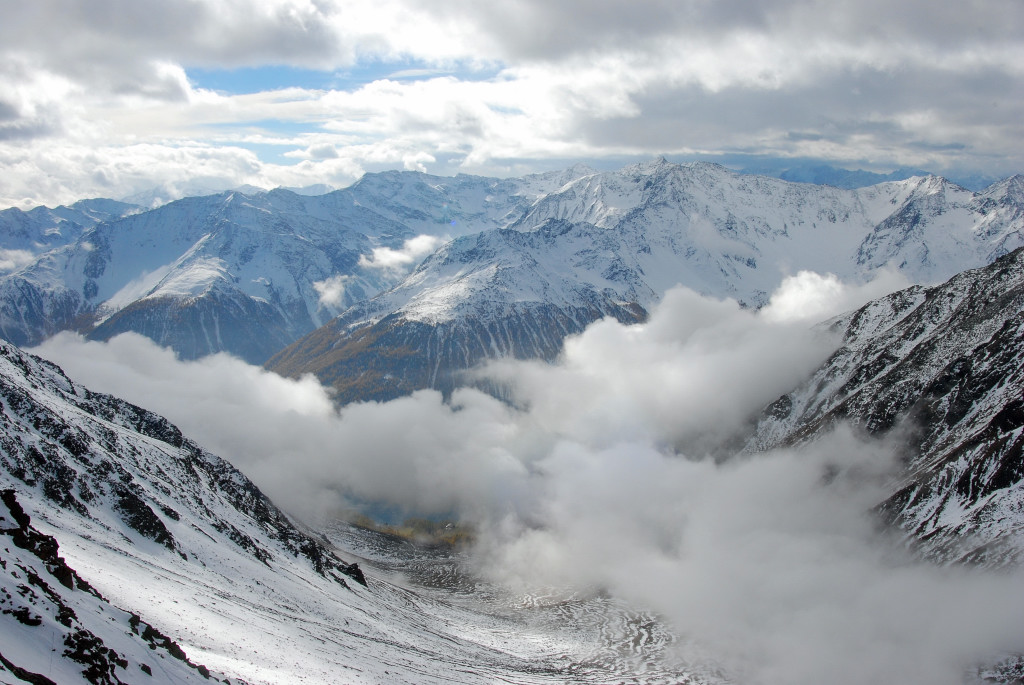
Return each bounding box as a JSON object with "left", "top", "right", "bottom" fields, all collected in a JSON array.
[
  {"left": 21, "top": 506, "right": 713, "bottom": 685},
  {"left": 321, "top": 520, "right": 721, "bottom": 685}
]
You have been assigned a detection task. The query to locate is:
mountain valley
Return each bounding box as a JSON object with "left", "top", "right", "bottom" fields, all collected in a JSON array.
[{"left": 2, "top": 163, "right": 1024, "bottom": 684}]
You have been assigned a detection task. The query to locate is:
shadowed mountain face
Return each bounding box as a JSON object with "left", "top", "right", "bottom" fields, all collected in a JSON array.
[{"left": 749, "top": 247, "right": 1024, "bottom": 566}]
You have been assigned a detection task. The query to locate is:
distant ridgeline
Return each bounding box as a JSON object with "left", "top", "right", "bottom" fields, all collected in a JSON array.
[{"left": 0, "top": 161, "right": 1020, "bottom": 404}]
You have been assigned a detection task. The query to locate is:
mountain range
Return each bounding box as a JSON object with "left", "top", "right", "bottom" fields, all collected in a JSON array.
[
  {"left": 3, "top": 160, "right": 1024, "bottom": 682},
  {"left": 2, "top": 161, "right": 1021, "bottom": 394},
  {"left": 268, "top": 161, "right": 1024, "bottom": 403}
]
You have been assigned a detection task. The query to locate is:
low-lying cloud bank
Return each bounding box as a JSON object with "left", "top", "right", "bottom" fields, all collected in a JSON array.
[{"left": 30, "top": 270, "right": 1024, "bottom": 685}]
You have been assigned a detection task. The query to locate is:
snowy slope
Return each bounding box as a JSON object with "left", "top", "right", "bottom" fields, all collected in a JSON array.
[
  {"left": 0, "top": 168, "right": 596, "bottom": 364},
  {"left": 747, "top": 247, "right": 1024, "bottom": 565},
  {"left": 1, "top": 489, "right": 226, "bottom": 684},
  {"left": 0, "top": 199, "right": 140, "bottom": 257},
  {"left": 270, "top": 162, "right": 1024, "bottom": 404},
  {"left": 0, "top": 340, "right": 706, "bottom": 684}
]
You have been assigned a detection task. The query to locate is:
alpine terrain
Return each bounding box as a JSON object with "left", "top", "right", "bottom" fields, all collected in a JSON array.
[
  {"left": 268, "top": 161, "right": 1024, "bottom": 403},
  {"left": 749, "top": 246, "right": 1024, "bottom": 567},
  {"left": 0, "top": 339, "right": 710, "bottom": 684}
]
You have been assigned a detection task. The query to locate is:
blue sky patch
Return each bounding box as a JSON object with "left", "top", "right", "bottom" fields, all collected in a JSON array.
[{"left": 188, "top": 60, "right": 501, "bottom": 96}]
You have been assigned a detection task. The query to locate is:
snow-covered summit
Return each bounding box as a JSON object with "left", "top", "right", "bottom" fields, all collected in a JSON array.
[
  {"left": 3, "top": 161, "right": 1024, "bottom": 373},
  {"left": 270, "top": 161, "right": 1024, "bottom": 403}
]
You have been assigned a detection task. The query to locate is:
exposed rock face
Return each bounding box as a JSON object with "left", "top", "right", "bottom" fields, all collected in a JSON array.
[{"left": 748, "top": 247, "right": 1024, "bottom": 565}]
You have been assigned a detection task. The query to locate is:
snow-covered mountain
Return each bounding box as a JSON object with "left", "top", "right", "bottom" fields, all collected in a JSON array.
[
  {"left": 748, "top": 246, "right": 1024, "bottom": 566},
  {"left": 3, "top": 160, "right": 1022, "bottom": 377},
  {"left": 270, "top": 161, "right": 1024, "bottom": 404},
  {"left": 0, "top": 338, "right": 368, "bottom": 682},
  {"left": 0, "top": 199, "right": 140, "bottom": 273},
  {"left": 0, "top": 337, "right": 706, "bottom": 684},
  {"left": 0, "top": 168, "right": 597, "bottom": 364}
]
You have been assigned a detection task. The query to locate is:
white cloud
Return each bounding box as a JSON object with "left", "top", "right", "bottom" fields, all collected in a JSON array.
[
  {"left": 761, "top": 267, "right": 909, "bottom": 324},
  {"left": 28, "top": 271, "right": 1024, "bottom": 684},
  {"left": 0, "top": 249, "right": 36, "bottom": 274},
  {"left": 359, "top": 234, "right": 445, "bottom": 273},
  {"left": 312, "top": 274, "right": 350, "bottom": 307},
  {"left": 30, "top": 331, "right": 528, "bottom": 520},
  {"left": 479, "top": 286, "right": 840, "bottom": 454}
]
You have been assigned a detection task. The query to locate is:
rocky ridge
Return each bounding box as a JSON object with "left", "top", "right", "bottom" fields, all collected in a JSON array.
[{"left": 749, "top": 247, "right": 1024, "bottom": 566}]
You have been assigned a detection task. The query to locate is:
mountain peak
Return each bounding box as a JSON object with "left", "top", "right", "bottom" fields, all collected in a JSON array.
[
  {"left": 623, "top": 156, "right": 674, "bottom": 175},
  {"left": 984, "top": 173, "right": 1024, "bottom": 202}
]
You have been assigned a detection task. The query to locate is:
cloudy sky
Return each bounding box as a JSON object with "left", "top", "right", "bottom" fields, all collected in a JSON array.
[{"left": 2, "top": 0, "right": 1023, "bottom": 209}]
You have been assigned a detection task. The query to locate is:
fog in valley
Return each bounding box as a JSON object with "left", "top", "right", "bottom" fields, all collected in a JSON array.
[{"left": 32, "top": 268, "right": 1024, "bottom": 685}]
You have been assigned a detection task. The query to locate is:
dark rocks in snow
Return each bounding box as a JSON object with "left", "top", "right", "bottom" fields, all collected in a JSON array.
[
  {"left": 750, "top": 247, "right": 1024, "bottom": 565},
  {"left": 0, "top": 338, "right": 367, "bottom": 582},
  {"left": 1, "top": 487, "right": 220, "bottom": 684},
  {"left": 2, "top": 488, "right": 100, "bottom": 597},
  {"left": 112, "top": 484, "right": 176, "bottom": 551}
]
